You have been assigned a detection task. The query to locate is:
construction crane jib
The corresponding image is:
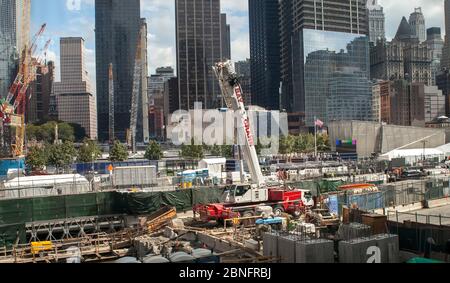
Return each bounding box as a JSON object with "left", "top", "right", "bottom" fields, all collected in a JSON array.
[{"left": 213, "top": 61, "right": 266, "bottom": 188}]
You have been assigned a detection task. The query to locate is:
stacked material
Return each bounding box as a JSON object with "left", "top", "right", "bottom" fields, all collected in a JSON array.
[{"left": 339, "top": 234, "right": 399, "bottom": 263}]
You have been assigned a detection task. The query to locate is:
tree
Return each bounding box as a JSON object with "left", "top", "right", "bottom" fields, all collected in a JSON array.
[
  {"left": 26, "top": 146, "right": 48, "bottom": 170},
  {"left": 210, "top": 144, "right": 222, "bottom": 156},
  {"left": 145, "top": 141, "right": 163, "bottom": 160},
  {"left": 78, "top": 139, "right": 102, "bottom": 163},
  {"left": 181, "top": 139, "right": 204, "bottom": 160},
  {"left": 47, "top": 141, "right": 77, "bottom": 169},
  {"left": 26, "top": 122, "right": 75, "bottom": 143},
  {"left": 109, "top": 141, "right": 128, "bottom": 162},
  {"left": 69, "top": 123, "right": 87, "bottom": 142}
]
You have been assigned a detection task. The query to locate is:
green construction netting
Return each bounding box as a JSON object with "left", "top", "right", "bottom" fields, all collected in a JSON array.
[{"left": 0, "top": 224, "right": 26, "bottom": 248}]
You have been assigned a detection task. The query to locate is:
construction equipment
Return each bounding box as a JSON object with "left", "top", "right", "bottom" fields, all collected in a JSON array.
[
  {"left": 194, "top": 61, "right": 314, "bottom": 223},
  {"left": 128, "top": 26, "right": 144, "bottom": 153},
  {"left": 108, "top": 63, "right": 115, "bottom": 143},
  {"left": 0, "top": 24, "right": 48, "bottom": 157}
]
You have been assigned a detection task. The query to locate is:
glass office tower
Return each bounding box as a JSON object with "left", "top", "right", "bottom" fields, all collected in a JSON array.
[{"left": 293, "top": 29, "right": 372, "bottom": 125}]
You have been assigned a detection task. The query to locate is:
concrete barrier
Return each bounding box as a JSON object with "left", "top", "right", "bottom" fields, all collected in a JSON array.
[
  {"left": 339, "top": 234, "right": 399, "bottom": 263},
  {"left": 295, "top": 239, "right": 334, "bottom": 263}
]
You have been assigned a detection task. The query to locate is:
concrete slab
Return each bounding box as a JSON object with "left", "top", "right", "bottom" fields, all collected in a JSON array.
[{"left": 296, "top": 239, "right": 334, "bottom": 263}]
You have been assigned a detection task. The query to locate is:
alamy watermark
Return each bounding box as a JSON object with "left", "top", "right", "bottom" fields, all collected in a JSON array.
[{"left": 169, "top": 103, "right": 288, "bottom": 156}]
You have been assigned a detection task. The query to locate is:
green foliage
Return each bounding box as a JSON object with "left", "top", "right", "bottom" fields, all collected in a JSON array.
[
  {"left": 109, "top": 141, "right": 128, "bottom": 162},
  {"left": 26, "top": 146, "right": 48, "bottom": 170},
  {"left": 279, "top": 134, "right": 330, "bottom": 154},
  {"left": 145, "top": 141, "right": 163, "bottom": 160},
  {"left": 26, "top": 122, "right": 78, "bottom": 143},
  {"left": 181, "top": 139, "right": 204, "bottom": 160},
  {"left": 78, "top": 139, "right": 102, "bottom": 163},
  {"left": 47, "top": 141, "right": 77, "bottom": 169}
]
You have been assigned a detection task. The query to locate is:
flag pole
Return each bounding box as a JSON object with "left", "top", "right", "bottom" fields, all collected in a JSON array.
[{"left": 314, "top": 116, "right": 317, "bottom": 159}]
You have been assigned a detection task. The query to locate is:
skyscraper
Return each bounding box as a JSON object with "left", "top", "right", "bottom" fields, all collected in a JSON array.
[
  {"left": 367, "top": 0, "right": 385, "bottom": 46},
  {"left": 249, "top": 0, "right": 280, "bottom": 110},
  {"left": 280, "top": 0, "right": 369, "bottom": 125},
  {"left": 426, "top": 27, "right": 444, "bottom": 85},
  {"left": 175, "top": 0, "right": 223, "bottom": 111},
  {"left": 95, "top": 0, "right": 143, "bottom": 142},
  {"left": 409, "top": 7, "right": 426, "bottom": 43},
  {"left": 221, "top": 13, "right": 231, "bottom": 60},
  {"left": 0, "top": 0, "right": 30, "bottom": 97},
  {"left": 53, "top": 37, "right": 97, "bottom": 139}
]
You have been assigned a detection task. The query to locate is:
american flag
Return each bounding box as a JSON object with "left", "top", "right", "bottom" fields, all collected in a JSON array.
[{"left": 315, "top": 119, "right": 324, "bottom": 128}]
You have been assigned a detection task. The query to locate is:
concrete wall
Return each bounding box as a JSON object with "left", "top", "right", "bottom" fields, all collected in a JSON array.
[{"left": 329, "top": 121, "right": 446, "bottom": 158}]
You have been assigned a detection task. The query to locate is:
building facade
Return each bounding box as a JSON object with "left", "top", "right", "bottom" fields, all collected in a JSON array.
[
  {"left": 409, "top": 7, "right": 426, "bottom": 43},
  {"left": 220, "top": 13, "right": 231, "bottom": 60},
  {"left": 280, "top": 0, "right": 369, "bottom": 125},
  {"left": 367, "top": 0, "right": 385, "bottom": 46},
  {"left": 175, "top": 0, "right": 224, "bottom": 111},
  {"left": 95, "top": 0, "right": 143, "bottom": 142},
  {"left": 371, "top": 80, "right": 382, "bottom": 123},
  {"left": 426, "top": 27, "right": 444, "bottom": 85},
  {"left": 235, "top": 59, "right": 252, "bottom": 105},
  {"left": 249, "top": 0, "right": 281, "bottom": 110},
  {"left": 424, "top": 85, "right": 446, "bottom": 123},
  {"left": 296, "top": 30, "right": 371, "bottom": 126},
  {"left": 379, "top": 79, "right": 425, "bottom": 127},
  {"left": 53, "top": 37, "right": 97, "bottom": 139},
  {"left": 0, "top": 0, "right": 30, "bottom": 97},
  {"left": 27, "top": 61, "right": 54, "bottom": 123}
]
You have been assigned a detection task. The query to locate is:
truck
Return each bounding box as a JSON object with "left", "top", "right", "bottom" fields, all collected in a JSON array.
[
  {"left": 194, "top": 184, "right": 314, "bottom": 222},
  {"left": 193, "top": 61, "right": 314, "bottom": 224}
]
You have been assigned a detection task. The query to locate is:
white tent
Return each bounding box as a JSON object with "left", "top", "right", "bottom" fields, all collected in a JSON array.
[{"left": 198, "top": 158, "right": 226, "bottom": 178}]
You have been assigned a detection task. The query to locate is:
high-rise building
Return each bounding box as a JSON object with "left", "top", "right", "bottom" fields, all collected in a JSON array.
[
  {"left": 148, "top": 66, "right": 174, "bottom": 140},
  {"left": 27, "top": 60, "right": 54, "bottom": 123},
  {"left": 221, "top": 13, "right": 231, "bottom": 60},
  {"left": 175, "top": 0, "right": 224, "bottom": 111},
  {"left": 409, "top": 7, "right": 426, "bottom": 43},
  {"left": 436, "top": 70, "right": 450, "bottom": 116},
  {"left": 379, "top": 79, "right": 425, "bottom": 127},
  {"left": 370, "top": 17, "right": 432, "bottom": 85},
  {"left": 140, "top": 18, "right": 149, "bottom": 144},
  {"left": 426, "top": 27, "right": 444, "bottom": 85},
  {"left": 235, "top": 59, "right": 251, "bottom": 105},
  {"left": 53, "top": 37, "right": 97, "bottom": 140},
  {"left": 249, "top": 0, "right": 280, "bottom": 110},
  {"left": 0, "top": 0, "right": 30, "bottom": 97},
  {"left": 280, "top": 0, "right": 369, "bottom": 125},
  {"left": 367, "top": 0, "right": 385, "bottom": 46},
  {"left": 442, "top": 0, "right": 450, "bottom": 70},
  {"left": 95, "top": 0, "right": 143, "bottom": 142}
]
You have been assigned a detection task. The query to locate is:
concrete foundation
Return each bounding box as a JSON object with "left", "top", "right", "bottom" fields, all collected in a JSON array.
[
  {"left": 337, "top": 223, "right": 372, "bottom": 241},
  {"left": 263, "top": 232, "right": 279, "bottom": 258},
  {"left": 277, "top": 235, "right": 297, "bottom": 263},
  {"left": 339, "top": 234, "right": 399, "bottom": 263},
  {"left": 295, "top": 239, "right": 335, "bottom": 263}
]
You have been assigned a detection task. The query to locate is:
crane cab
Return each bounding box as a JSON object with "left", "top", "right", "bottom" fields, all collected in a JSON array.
[{"left": 222, "top": 184, "right": 269, "bottom": 205}]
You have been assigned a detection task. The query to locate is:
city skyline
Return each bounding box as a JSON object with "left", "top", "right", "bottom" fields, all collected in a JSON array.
[{"left": 30, "top": 0, "right": 446, "bottom": 95}]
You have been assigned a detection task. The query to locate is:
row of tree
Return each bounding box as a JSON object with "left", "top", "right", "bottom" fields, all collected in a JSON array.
[{"left": 26, "top": 121, "right": 86, "bottom": 143}]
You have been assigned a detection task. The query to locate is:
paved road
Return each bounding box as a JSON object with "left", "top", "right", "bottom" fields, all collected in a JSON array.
[{"left": 389, "top": 204, "right": 450, "bottom": 226}]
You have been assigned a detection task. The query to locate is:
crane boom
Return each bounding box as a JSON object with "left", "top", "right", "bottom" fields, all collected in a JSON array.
[{"left": 213, "top": 61, "right": 266, "bottom": 188}]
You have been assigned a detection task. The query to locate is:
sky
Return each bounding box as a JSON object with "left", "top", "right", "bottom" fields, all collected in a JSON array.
[{"left": 31, "top": 0, "right": 446, "bottom": 92}]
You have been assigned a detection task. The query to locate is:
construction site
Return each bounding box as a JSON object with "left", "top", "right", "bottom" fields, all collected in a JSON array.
[{"left": 0, "top": 24, "right": 450, "bottom": 264}]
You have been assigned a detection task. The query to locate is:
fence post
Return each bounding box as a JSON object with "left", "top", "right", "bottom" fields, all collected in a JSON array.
[
  {"left": 415, "top": 213, "right": 418, "bottom": 223},
  {"left": 439, "top": 215, "right": 442, "bottom": 227}
]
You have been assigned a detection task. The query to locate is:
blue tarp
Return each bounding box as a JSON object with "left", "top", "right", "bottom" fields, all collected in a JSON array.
[{"left": 0, "top": 158, "right": 25, "bottom": 178}]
